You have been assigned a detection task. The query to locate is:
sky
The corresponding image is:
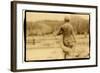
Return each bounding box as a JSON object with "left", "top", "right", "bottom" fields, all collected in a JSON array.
[{"left": 26, "top": 12, "right": 89, "bottom": 22}]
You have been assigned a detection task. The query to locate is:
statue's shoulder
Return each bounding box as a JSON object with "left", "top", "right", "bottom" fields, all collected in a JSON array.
[{"left": 62, "top": 23, "right": 72, "bottom": 28}]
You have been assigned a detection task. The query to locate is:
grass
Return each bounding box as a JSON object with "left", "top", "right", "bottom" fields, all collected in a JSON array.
[{"left": 26, "top": 34, "right": 89, "bottom": 61}]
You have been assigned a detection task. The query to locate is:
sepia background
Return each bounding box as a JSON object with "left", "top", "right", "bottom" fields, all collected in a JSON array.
[{"left": 25, "top": 11, "right": 90, "bottom": 61}]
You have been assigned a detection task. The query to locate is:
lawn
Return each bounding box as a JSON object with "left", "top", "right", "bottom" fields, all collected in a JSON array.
[{"left": 26, "top": 34, "right": 89, "bottom": 61}]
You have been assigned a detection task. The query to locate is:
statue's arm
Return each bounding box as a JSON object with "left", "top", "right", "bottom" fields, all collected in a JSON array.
[{"left": 72, "top": 28, "right": 76, "bottom": 43}]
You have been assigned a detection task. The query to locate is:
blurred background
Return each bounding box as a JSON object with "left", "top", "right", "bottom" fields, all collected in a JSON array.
[{"left": 26, "top": 12, "right": 89, "bottom": 36}]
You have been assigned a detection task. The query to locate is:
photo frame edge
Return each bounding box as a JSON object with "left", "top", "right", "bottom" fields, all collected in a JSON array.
[
  {"left": 11, "top": 1, "right": 98, "bottom": 72},
  {"left": 11, "top": 1, "right": 17, "bottom": 72}
]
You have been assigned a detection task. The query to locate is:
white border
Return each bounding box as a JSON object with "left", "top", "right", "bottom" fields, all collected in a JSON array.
[{"left": 16, "top": 3, "right": 96, "bottom": 69}]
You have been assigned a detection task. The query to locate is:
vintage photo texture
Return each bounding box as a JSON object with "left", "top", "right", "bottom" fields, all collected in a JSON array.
[{"left": 24, "top": 11, "right": 90, "bottom": 61}]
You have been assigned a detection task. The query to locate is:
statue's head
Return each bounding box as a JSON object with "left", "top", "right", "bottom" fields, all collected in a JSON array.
[{"left": 64, "top": 15, "right": 70, "bottom": 22}]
